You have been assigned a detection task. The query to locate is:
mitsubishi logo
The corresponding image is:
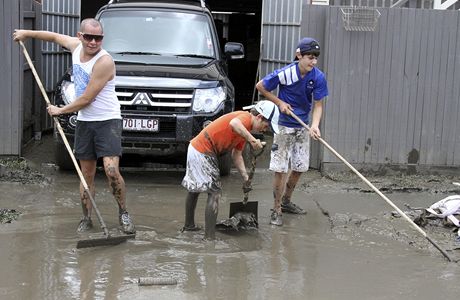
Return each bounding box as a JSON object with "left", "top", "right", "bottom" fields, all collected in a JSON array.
[{"left": 132, "top": 92, "right": 151, "bottom": 105}]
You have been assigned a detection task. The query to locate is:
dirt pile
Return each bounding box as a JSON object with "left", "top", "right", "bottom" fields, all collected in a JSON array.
[{"left": 0, "top": 157, "right": 49, "bottom": 185}]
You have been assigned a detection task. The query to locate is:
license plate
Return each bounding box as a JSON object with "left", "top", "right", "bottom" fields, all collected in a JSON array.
[{"left": 123, "top": 118, "right": 159, "bottom": 132}]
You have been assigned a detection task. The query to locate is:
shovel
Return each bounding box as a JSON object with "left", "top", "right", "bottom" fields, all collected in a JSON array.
[
  {"left": 228, "top": 142, "right": 266, "bottom": 224},
  {"left": 19, "top": 41, "right": 135, "bottom": 249}
]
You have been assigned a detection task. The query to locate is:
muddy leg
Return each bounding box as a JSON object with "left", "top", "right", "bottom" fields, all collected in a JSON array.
[
  {"left": 79, "top": 159, "right": 97, "bottom": 217},
  {"left": 184, "top": 192, "right": 199, "bottom": 229},
  {"left": 204, "top": 191, "right": 220, "bottom": 240},
  {"left": 282, "top": 170, "right": 302, "bottom": 203},
  {"left": 103, "top": 156, "right": 126, "bottom": 214},
  {"left": 273, "top": 172, "right": 287, "bottom": 213}
]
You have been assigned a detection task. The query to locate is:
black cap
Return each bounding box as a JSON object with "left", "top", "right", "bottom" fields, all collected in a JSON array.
[{"left": 294, "top": 37, "right": 320, "bottom": 60}]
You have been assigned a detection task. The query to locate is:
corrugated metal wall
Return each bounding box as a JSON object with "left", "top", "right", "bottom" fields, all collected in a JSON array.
[
  {"left": 260, "top": 0, "right": 303, "bottom": 77},
  {"left": 41, "top": 0, "right": 80, "bottom": 92},
  {"left": 261, "top": 3, "right": 460, "bottom": 172}
]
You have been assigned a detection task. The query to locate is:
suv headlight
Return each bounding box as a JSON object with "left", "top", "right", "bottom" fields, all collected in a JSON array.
[
  {"left": 192, "top": 87, "right": 226, "bottom": 113},
  {"left": 60, "top": 81, "right": 76, "bottom": 105}
]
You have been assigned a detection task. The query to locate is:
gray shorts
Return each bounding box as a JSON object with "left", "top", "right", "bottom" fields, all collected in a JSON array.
[
  {"left": 269, "top": 125, "right": 310, "bottom": 173},
  {"left": 74, "top": 119, "right": 122, "bottom": 160},
  {"left": 182, "top": 144, "right": 222, "bottom": 193}
]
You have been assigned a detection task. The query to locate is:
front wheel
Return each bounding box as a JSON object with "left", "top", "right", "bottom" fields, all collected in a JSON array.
[{"left": 55, "top": 141, "right": 75, "bottom": 170}]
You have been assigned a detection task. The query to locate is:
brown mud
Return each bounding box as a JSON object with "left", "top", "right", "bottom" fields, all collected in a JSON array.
[{"left": 1, "top": 134, "right": 460, "bottom": 299}]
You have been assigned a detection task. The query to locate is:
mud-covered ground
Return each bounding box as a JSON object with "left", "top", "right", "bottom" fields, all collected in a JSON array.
[
  {"left": 2, "top": 133, "right": 460, "bottom": 299},
  {"left": 0, "top": 156, "right": 49, "bottom": 224},
  {"left": 0, "top": 157, "right": 49, "bottom": 184}
]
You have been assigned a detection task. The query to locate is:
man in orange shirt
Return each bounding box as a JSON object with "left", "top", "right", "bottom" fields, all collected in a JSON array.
[{"left": 181, "top": 101, "right": 280, "bottom": 240}]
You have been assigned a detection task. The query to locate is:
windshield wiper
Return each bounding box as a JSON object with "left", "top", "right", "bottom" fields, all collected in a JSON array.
[
  {"left": 114, "top": 51, "right": 161, "bottom": 56},
  {"left": 174, "top": 54, "right": 214, "bottom": 59}
]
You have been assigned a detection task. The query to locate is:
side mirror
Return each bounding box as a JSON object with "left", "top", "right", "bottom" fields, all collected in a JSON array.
[{"left": 224, "top": 42, "right": 245, "bottom": 60}]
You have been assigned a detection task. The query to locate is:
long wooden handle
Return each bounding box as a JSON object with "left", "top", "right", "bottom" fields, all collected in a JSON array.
[
  {"left": 289, "top": 111, "right": 453, "bottom": 262},
  {"left": 19, "top": 40, "right": 109, "bottom": 236}
]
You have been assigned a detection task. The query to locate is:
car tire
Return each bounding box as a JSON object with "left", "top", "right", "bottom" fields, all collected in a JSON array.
[
  {"left": 219, "top": 152, "right": 232, "bottom": 176},
  {"left": 55, "top": 141, "right": 75, "bottom": 170}
]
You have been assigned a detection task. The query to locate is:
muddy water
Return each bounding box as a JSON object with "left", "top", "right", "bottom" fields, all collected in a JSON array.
[{"left": 1, "top": 168, "right": 460, "bottom": 300}]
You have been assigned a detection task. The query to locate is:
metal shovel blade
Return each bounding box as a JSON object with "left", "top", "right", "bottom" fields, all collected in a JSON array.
[
  {"left": 76, "top": 233, "right": 136, "bottom": 249},
  {"left": 229, "top": 201, "right": 258, "bottom": 221}
]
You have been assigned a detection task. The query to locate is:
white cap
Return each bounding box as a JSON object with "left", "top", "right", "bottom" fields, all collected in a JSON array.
[{"left": 253, "top": 100, "right": 280, "bottom": 134}]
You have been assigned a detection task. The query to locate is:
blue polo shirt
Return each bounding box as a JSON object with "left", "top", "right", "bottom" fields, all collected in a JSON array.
[{"left": 262, "top": 62, "right": 328, "bottom": 128}]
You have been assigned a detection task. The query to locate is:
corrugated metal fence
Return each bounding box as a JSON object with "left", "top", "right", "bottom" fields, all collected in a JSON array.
[
  {"left": 260, "top": 0, "right": 303, "bottom": 75},
  {"left": 261, "top": 3, "right": 460, "bottom": 173},
  {"left": 41, "top": 0, "right": 80, "bottom": 92},
  {"left": 40, "top": 0, "right": 80, "bottom": 135}
]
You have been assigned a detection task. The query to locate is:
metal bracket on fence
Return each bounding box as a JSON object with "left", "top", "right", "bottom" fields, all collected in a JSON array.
[{"left": 341, "top": 6, "right": 381, "bottom": 32}]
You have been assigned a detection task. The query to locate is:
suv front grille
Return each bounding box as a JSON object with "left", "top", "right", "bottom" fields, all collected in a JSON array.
[{"left": 117, "top": 88, "right": 194, "bottom": 114}]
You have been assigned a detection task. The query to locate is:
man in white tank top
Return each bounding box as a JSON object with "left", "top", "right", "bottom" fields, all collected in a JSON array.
[{"left": 13, "top": 19, "right": 135, "bottom": 234}]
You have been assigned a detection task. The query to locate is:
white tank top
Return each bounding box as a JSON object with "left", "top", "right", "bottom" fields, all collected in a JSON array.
[{"left": 72, "top": 44, "right": 121, "bottom": 121}]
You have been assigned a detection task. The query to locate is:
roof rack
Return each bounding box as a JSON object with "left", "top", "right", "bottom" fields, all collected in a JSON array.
[{"left": 108, "top": 0, "right": 206, "bottom": 8}]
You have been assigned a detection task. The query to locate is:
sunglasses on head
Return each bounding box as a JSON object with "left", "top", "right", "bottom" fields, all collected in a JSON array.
[{"left": 80, "top": 32, "right": 104, "bottom": 42}]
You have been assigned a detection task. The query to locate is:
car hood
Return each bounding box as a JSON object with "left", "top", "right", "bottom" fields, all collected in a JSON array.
[{"left": 113, "top": 54, "right": 224, "bottom": 82}]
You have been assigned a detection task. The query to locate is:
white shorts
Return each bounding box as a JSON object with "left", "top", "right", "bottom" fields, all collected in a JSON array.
[
  {"left": 269, "top": 125, "right": 310, "bottom": 173},
  {"left": 181, "top": 144, "right": 222, "bottom": 193}
]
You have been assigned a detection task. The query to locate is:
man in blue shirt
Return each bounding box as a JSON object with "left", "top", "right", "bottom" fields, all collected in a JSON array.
[{"left": 256, "top": 37, "right": 329, "bottom": 226}]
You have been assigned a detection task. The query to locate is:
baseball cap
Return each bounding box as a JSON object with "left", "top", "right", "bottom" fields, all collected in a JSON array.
[
  {"left": 294, "top": 37, "right": 320, "bottom": 60},
  {"left": 253, "top": 100, "right": 280, "bottom": 134}
]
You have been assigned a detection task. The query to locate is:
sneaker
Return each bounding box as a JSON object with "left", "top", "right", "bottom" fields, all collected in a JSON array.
[
  {"left": 281, "top": 201, "right": 307, "bottom": 214},
  {"left": 77, "top": 216, "right": 93, "bottom": 232},
  {"left": 270, "top": 210, "right": 283, "bottom": 226},
  {"left": 119, "top": 212, "right": 136, "bottom": 234}
]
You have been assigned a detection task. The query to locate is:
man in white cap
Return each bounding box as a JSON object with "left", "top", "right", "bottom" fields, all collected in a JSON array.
[
  {"left": 256, "top": 37, "right": 329, "bottom": 226},
  {"left": 181, "top": 101, "right": 279, "bottom": 239}
]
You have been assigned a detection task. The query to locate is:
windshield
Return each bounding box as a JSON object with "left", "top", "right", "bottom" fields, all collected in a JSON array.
[{"left": 99, "top": 10, "right": 216, "bottom": 58}]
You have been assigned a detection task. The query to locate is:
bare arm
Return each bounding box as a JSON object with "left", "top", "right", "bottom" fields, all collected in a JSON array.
[
  {"left": 47, "top": 55, "right": 115, "bottom": 115},
  {"left": 229, "top": 117, "right": 263, "bottom": 151},
  {"left": 13, "top": 29, "right": 80, "bottom": 52},
  {"left": 256, "top": 80, "right": 291, "bottom": 114},
  {"left": 229, "top": 117, "right": 263, "bottom": 182},
  {"left": 309, "top": 100, "right": 323, "bottom": 140},
  {"left": 231, "top": 148, "right": 248, "bottom": 182}
]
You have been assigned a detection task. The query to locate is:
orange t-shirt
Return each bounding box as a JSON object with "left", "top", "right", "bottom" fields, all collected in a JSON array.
[{"left": 191, "top": 111, "right": 252, "bottom": 155}]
